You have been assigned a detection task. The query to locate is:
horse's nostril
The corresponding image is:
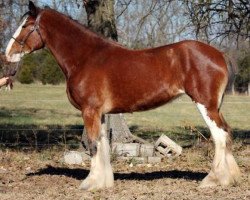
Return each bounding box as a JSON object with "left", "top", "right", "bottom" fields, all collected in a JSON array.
[{"left": 9, "top": 70, "right": 17, "bottom": 76}]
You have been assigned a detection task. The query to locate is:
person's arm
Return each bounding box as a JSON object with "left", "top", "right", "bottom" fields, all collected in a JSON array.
[{"left": 0, "top": 77, "right": 9, "bottom": 87}]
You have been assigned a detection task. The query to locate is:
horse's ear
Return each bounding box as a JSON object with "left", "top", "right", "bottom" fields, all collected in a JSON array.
[{"left": 29, "top": 1, "right": 38, "bottom": 17}]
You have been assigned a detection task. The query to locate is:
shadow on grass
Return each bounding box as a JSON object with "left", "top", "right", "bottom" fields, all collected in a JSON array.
[
  {"left": 26, "top": 165, "right": 207, "bottom": 181},
  {"left": 130, "top": 125, "right": 250, "bottom": 146},
  {"left": 0, "top": 123, "right": 249, "bottom": 151},
  {"left": 0, "top": 107, "right": 84, "bottom": 150},
  {"left": 0, "top": 123, "right": 84, "bottom": 150}
]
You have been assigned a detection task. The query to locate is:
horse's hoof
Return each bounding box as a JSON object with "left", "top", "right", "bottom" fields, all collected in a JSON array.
[
  {"left": 79, "top": 183, "right": 90, "bottom": 190},
  {"left": 199, "top": 179, "right": 218, "bottom": 188},
  {"left": 79, "top": 175, "right": 114, "bottom": 191},
  {"left": 79, "top": 179, "right": 99, "bottom": 191},
  {"left": 199, "top": 172, "right": 218, "bottom": 188},
  {"left": 199, "top": 169, "right": 237, "bottom": 188}
]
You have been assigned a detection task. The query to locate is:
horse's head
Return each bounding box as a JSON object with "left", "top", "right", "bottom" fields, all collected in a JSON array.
[{"left": 5, "top": 1, "right": 44, "bottom": 63}]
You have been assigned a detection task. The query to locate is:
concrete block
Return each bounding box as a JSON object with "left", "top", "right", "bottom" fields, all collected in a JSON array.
[
  {"left": 132, "top": 157, "right": 147, "bottom": 164},
  {"left": 140, "top": 144, "right": 154, "bottom": 157},
  {"left": 64, "top": 151, "right": 84, "bottom": 165},
  {"left": 147, "top": 156, "right": 162, "bottom": 163},
  {"left": 155, "top": 135, "right": 182, "bottom": 157},
  {"left": 112, "top": 143, "right": 140, "bottom": 157}
]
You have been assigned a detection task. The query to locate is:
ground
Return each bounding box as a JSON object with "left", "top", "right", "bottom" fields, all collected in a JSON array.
[
  {"left": 0, "top": 143, "right": 249, "bottom": 200},
  {"left": 0, "top": 84, "right": 249, "bottom": 199}
]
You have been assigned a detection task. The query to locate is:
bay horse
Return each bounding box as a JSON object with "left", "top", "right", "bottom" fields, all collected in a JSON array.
[{"left": 5, "top": 1, "right": 240, "bottom": 190}]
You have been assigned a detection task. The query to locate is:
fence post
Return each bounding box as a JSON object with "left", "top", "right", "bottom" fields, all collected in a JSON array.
[
  {"left": 232, "top": 84, "right": 235, "bottom": 95},
  {"left": 248, "top": 82, "right": 250, "bottom": 96}
]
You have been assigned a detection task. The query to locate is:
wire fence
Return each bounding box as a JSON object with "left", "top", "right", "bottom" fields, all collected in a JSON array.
[{"left": 0, "top": 127, "right": 83, "bottom": 150}]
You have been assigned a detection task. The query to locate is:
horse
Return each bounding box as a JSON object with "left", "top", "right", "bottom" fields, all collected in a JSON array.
[{"left": 5, "top": 1, "right": 240, "bottom": 190}]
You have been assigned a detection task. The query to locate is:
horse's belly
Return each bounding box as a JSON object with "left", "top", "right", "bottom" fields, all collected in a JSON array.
[
  {"left": 110, "top": 88, "right": 181, "bottom": 113},
  {"left": 131, "top": 92, "right": 177, "bottom": 112}
]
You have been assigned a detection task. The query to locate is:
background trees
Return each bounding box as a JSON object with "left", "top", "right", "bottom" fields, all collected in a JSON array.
[
  {"left": 18, "top": 50, "right": 64, "bottom": 84},
  {"left": 235, "top": 54, "right": 250, "bottom": 93},
  {"left": 184, "top": 0, "right": 250, "bottom": 45}
]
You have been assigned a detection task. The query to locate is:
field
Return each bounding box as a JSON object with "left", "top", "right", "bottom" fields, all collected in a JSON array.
[{"left": 0, "top": 83, "right": 249, "bottom": 199}]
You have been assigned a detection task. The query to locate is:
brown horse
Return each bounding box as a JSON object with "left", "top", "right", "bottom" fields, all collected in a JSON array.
[{"left": 5, "top": 1, "right": 240, "bottom": 190}]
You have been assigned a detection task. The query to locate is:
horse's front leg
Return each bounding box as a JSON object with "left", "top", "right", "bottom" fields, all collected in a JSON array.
[{"left": 79, "top": 107, "right": 114, "bottom": 190}]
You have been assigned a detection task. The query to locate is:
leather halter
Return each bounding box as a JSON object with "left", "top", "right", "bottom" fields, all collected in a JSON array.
[{"left": 12, "top": 14, "right": 44, "bottom": 52}]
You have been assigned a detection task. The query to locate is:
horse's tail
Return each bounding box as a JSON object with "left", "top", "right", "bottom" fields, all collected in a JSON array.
[{"left": 223, "top": 53, "right": 238, "bottom": 91}]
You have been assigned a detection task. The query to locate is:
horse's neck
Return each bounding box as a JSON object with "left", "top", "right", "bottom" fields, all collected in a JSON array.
[{"left": 40, "top": 11, "right": 107, "bottom": 79}]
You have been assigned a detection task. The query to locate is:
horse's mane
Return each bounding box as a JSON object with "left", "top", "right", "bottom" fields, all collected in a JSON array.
[{"left": 42, "top": 8, "right": 123, "bottom": 49}]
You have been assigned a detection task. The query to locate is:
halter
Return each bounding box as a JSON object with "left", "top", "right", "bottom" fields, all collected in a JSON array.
[
  {"left": 10, "top": 14, "right": 44, "bottom": 75},
  {"left": 12, "top": 14, "right": 44, "bottom": 50}
]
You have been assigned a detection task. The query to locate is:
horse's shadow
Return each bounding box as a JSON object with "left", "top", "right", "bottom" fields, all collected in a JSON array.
[{"left": 26, "top": 165, "right": 207, "bottom": 181}]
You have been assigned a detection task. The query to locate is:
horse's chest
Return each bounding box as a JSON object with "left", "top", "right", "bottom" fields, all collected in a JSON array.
[{"left": 66, "top": 86, "right": 82, "bottom": 110}]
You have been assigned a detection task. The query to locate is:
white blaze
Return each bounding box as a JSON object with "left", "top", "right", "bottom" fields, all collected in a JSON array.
[{"left": 5, "top": 17, "right": 28, "bottom": 62}]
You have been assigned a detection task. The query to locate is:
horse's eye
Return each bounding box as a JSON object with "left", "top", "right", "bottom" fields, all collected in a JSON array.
[{"left": 22, "top": 25, "right": 27, "bottom": 28}]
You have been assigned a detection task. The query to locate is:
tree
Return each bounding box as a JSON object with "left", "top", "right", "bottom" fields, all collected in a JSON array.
[
  {"left": 38, "top": 50, "right": 64, "bottom": 85},
  {"left": 17, "top": 50, "right": 65, "bottom": 85},
  {"left": 116, "top": 0, "right": 187, "bottom": 48},
  {"left": 18, "top": 56, "right": 35, "bottom": 84},
  {"left": 235, "top": 53, "right": 250, "bottom": 93},
  {"left": 184, "top": 0, "right": 250, "bottom": 46},
  {"left": 84, "top": 0, "right": 118, "bottom": 40}
]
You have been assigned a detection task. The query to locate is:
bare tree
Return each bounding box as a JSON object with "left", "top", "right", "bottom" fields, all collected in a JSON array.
[
  {"left": 184, "top": 0, "right": 250, "bottom": 46},
  {"left": 116, "top": 0, "right": 190, "bottom": 48}
]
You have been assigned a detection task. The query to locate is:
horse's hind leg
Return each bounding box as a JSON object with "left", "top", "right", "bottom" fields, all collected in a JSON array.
[
  {"left": 196, "top": 103, "right": 241, "bottom": 187},
  {"left": 79, "top": 108, "right": 114, "bottom": 190}
]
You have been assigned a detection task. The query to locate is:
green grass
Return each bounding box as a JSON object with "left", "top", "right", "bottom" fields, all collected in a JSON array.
[
  {"left": 0, "top": 83, "right": 249, "bottom": 148},
  {"left": 125, "top": 94, "right": 250, "bottom": 130},
  {"left": 1, "top": 83, "right": 249, "bottom": 129},
  {"left": 0, "top": 83, "right": 82, "bottom": 126}
]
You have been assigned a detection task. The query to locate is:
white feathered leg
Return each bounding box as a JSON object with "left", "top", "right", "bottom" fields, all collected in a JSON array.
[
  {"left": 196, "top": 103, "right": 240, "bottom": 187},
  {"left": 79, "top": 121, "right": 114, "bottom": 190}
]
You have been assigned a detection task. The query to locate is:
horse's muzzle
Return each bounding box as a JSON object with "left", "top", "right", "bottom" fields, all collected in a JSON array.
[{"left": 5, "top": 68, "right": 17, "bottom": 77}]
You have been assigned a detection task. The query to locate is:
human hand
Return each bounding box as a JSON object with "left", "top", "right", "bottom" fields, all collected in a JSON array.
[{"left": 0, "top": 77, "right": 10, "bottom": 87}]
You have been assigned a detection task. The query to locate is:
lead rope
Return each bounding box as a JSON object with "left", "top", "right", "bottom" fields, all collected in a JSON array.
[{"left": 4, "top": 43, "right": 24, "bottom": 90}]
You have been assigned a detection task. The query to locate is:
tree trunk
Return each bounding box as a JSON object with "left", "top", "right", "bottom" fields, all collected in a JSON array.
[
  {"left": 82, "top": 0, "right": 131, "bottom": 144},
  {"left": 83, "top": 0, "right": 118, "bottom": 41}
]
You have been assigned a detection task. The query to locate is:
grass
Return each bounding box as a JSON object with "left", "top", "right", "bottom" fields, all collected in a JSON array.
[
  {"left": 125, "top": 94, "right": 250, "bottom": 130},
  {"left": 0, "top": 83, "right": 249, "bottom": 149},
  {"left": 0, "top": 83, "right": 82, "bottom": 126}
]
